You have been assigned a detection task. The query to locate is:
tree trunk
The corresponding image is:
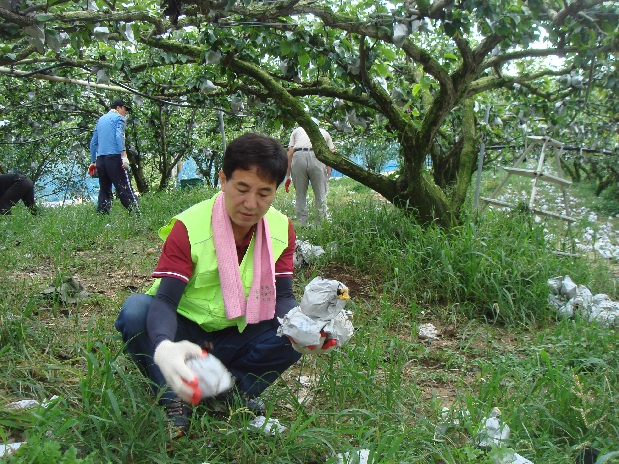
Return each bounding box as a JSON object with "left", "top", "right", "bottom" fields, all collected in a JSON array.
[
  {"left": 574, "top": 159, "right": 590, "bottom": 181},
  {"left": 127, "top": 149, "right": 149, "bottom": 194},
  {"left": 157, "top": 106, "right": 171, "bottom": 191},
  {"left": 433, "top": 137, "right": 464, "bottom": 189},
  {"left": 126, "top": 120, "right": 149, "bottom": 194},
  {"left": 393, "top": 171, "right": 457, "bottom": 227},
  {"left": 595, "top": 177, "right": 613, "bottom": 196},
  {"left": 560, "top": 158, "right": 578, "bottom": 182},
  {"left": 449, "top": 98, "right": 476, "bottom": 214}
]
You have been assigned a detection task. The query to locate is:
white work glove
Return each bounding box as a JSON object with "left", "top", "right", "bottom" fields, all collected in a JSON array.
[
  {"left": 153, "top": 340, "right": 205, "bottom": 405},
  {"left": 289, "top": 331, "right": 338, "bottom": 355},
  {"left": 186, "top": 354, "right": 235, "bottom": 399},
  {"left": 121, "top": 153, "right": 130, "bottom": 170}
]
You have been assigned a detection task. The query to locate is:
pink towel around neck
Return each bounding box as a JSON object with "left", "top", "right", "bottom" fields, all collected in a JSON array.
[{"left": 212, "top": 193, "right": 276, "bottom": 324}]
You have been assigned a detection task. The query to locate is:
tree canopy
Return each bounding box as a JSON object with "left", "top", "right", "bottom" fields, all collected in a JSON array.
[{"left": 1, "top": 0, "right": 617, "bottom": 225}]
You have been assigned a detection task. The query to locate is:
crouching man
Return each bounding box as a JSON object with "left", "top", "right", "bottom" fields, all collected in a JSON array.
[{"left": 115, "top": 133, "right": 303, "bottom": 436}]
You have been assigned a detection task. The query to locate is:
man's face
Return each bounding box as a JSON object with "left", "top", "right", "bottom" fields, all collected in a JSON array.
[
  {"left": 117, "top": 106, "right": 127, "bottom": 117},
  {"left": 219, "top": 167, "right": 277, "bottom": 239}
]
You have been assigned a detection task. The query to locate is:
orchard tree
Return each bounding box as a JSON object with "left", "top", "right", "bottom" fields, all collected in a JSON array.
[
  {"left": 470, "top": 58, "right": 619, "bottom": 197},
  {"left": 1, "top": 0, "right": 617, "bottom": 225},
  {"left": 0, "top": 75, "right": 105, "bottom": 200}
]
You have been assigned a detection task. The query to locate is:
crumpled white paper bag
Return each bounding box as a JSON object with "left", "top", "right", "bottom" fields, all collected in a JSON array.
[
  {"left": 300, "top": 277, "right": 349, "bottom": 320},
  {"left": 187, "top": 354, "right": 235, "bottom": 399},
  {"left": 277, "top": 277, "right": 354, "bottom": 350},
  {"left": 277, "top": 307, "right": 327, "bottom": 346}
]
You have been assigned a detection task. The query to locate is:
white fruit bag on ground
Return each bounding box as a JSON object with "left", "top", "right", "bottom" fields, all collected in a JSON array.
[{"left": 186, "top": 353, "right": 235, "bottom": 399}]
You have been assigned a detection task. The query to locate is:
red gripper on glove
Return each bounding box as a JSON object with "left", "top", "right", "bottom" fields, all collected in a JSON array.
[{"left": 183, "top": 377, "right": 203, "bottom": 405}]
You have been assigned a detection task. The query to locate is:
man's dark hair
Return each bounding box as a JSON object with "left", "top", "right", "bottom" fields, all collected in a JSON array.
[
  {"left": 110, "top": 98, "right": 132, "bottom": 113},
  {"left": 223, "top": 133, "right": 287, "bottom": 185}
]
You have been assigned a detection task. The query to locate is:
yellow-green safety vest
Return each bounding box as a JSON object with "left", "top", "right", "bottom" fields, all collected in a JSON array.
[{"left": 146, "top": 192, "right": 290, "bottom": 333}]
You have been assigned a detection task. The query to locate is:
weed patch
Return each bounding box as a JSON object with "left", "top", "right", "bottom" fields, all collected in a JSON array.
[{"left": 1, "top": 181, "right": 618, "bottom": 462}]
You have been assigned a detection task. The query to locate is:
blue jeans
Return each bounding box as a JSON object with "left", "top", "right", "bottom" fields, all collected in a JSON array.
[{"left": 114, "top": 294, "right": 301, "bottom": 404}]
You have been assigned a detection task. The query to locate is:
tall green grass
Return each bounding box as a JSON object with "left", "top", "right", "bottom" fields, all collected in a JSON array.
[
  {"left": 303, "top": 190, "right": 615, "bottom": 326},
  {"left": 1, "top": 181, "right": 618, "bottom": 462}
]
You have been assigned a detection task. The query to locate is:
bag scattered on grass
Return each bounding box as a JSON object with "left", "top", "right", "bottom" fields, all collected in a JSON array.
[
  {"left": 246, "top": 416, "right": 286, "bottom": 435},
  {"left": 335, "top": 449, "right": 371, "bottom": 464},
  {"left": 277, "top": 277, "right": 354, "bottom": 347},
  {"left": 548, "top": 275, "right": 619, "bottom": 326},
  {"left": 293, "top": 240, "right": 325, "bottom": 266},
  {"left": 476, "top": 407, "right": 510, "bottom": 448},
  {"left": 42, "top": 276, "right": 89, "bottom": 304},
  {"left": 435, "top": 406, "right": 534, "bottom": 464}
]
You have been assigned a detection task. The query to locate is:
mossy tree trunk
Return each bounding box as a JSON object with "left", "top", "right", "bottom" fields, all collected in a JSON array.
[{"left": 449, "top": 98, "right": 477, "bottom": 214}]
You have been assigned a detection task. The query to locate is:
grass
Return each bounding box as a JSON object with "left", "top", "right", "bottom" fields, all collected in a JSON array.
[{"left": 1, "top": 178, "right": 618, "bottom": 463}]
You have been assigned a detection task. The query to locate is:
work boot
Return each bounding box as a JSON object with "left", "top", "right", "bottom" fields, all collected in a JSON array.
[
  {"left": 245, "top": 397, "right": 266, "bottom": 414},
  {"left": 201, "top": 390, "right": 266, "bottom": 415},
  {"left": 165, "top": 398, "right": 191, "bottom": 438}
]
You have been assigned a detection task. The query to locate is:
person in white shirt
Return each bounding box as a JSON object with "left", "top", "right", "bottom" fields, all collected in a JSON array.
[{"left": 285, "top": 118, "right": 335, "bottom": 226}]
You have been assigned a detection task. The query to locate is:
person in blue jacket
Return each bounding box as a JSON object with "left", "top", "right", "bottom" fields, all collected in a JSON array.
[{"left": 89, "top": 98, "right": 139, "bottom": 214}]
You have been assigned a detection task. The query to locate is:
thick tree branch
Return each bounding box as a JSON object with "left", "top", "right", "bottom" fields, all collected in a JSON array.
[
  {"left": 0, "top": 6, "right": 37, "bottom": 26},
  {"left": 140, "top": 36, "right": 203, "bottom": 57},
  {"left": 0, "top": 45, "right": 36, "bottom": 66},
  {"left": 4, "top": 9, "right": 170, "bottom": 35},
  {"left": 482, "top": 47, "right": 580, "bottom": 71},
  {"left": 473, "top": 33, "right": 504, "bottom": 68},
  {"left": 453, "top": 33, "right": 475, "bottom": 69},
  {"left": 428, "top": 0, "right": 455, "bottom": 18},
  {"left": 466, "top": 67, "right": 575, "bottom": 97},
  {"left": 0, "top": 66, "right": 130, "bottom": 92},
  {"left": 359, "top": 36, "right": 411, "bottom": 135},
  {"left": 553, "top": 0, "right": 606, "bottom": 26}
]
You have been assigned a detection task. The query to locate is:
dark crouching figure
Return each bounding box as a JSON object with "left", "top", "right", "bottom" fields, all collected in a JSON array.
[{"left": 0, "top": 173, "right": 38, "bottom": 215}]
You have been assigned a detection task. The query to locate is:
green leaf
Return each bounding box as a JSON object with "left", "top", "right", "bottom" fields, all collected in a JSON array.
[
  {"left": 443, "top": 20, "right": 457, "bottom": 37},
  {"left": 601, "top": 20, "right": 615, "bottom": 34},
  {"left": 412, "top": 83, "right": 422, "bottom": 96},
  {"left": 280, "top": 39, "right": 291, "bottom": 56},
  {"left": 528, "top": 0, "right": 542, "bottom": 19},
  {"left": 298, "top": 52, "right": 310, "bottom": 68},
  {"left": 36, "top": 14, "right": 54, "bottom": 22},
  {"left": 506, "top": 13, "right": 520, "bottom": 25},
  {"left": 539, "top": 349, "right": 550, "bottom": 370},
  {"left": 381, "top": 48, "right": 397, "bottom": 61},
  {"left": 70, "top": 35, "right": 82, "bottom": 52},
  {"left": 374, "top": 62, "right": 389, "bottom": 77},
  {"left": 106, "top": 389, "right": 122, "bottom": 421},
  {"left": 443, "top": 53, "right": 457, "bottom": 60}
]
